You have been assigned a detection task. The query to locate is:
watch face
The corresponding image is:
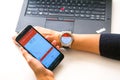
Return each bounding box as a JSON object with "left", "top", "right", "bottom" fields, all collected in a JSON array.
[{"left": 61, "top": 33, "right": 72, "bottom": 44}]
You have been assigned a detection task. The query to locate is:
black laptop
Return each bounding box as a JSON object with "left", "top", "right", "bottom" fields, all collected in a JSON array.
[{"left": 16, "top": 0, "right": 112, "bottom": 34}]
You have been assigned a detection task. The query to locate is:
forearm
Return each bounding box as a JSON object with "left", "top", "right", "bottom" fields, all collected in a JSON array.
[
  {"left": 70, "top": 33, "right": 120, "bottom": 60},
  {"left": 71, "top": 34, "right": 100, "bottom": 55}
]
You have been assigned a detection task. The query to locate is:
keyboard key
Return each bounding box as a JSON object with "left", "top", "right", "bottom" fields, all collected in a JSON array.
[{"left": 26, "top": 0, "right": 106, "bottom": 21}]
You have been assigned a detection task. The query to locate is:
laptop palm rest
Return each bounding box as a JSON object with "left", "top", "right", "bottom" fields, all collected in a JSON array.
[{"left": 45, "top": 20, "right": 74, "bottom": 32}]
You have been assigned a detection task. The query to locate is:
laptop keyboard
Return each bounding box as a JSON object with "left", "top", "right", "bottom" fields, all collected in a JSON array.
[{"left": 26, "top": 0, "right": 106, "bottom": 21}]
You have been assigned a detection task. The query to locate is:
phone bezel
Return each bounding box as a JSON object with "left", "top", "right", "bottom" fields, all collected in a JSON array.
[{"left": 16, "top": 25, "right": 64, "bottom": 70}]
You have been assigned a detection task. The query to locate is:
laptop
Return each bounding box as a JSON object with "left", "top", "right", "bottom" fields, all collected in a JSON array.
[{"left": 16, "top": 0, "right": 112, "bottom": 34}]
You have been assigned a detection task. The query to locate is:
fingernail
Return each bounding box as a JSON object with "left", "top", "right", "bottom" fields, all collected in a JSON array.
[
  {"left": 45, "top": 35, "right": 49, "bottom": 39},
  {"left": 53, "top": 40, "right": 56, "bottom": 43},
  {"left": 26, "top": 56, "right": 30, "bottom": 62}
]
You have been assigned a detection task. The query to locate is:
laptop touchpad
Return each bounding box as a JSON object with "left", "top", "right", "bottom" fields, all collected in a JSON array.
[{"left": 45, "top": 20, "right": 74, "bottom": 32}]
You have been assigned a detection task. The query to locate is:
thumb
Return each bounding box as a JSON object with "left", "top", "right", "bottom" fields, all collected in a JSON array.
[{"left": 20, "top": 47, "right": 46, "bottom": 73}]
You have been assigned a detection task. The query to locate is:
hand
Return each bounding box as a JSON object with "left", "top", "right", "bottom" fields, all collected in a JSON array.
[
  {"left": 12, "top": 36, "right": 59, "bottom": 80},
  {"left": 20, "top": 47, "right": 54, "bottom": 80},
  {"left": 34, "top": 26, "right": 61, "bottom": 47}
]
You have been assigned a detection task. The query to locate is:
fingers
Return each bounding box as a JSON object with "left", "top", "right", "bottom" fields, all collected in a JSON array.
[
  {"left": 12, "top": 36, "right": 20, "bottom": 47},
  {"left": 34, "top": 26, "right": 53, "bottom": 36},
  {"left": 20, "top": 47, "right": 43, "bottom": 67},
  {"left": 52, "top": 40, "right": 60, "bottom": 50},
  {"left": 51, "top": 40, "right": 57, "bottom": 46},
  {"left": 20, "top": 47, "right": 32, "bottom": 62},
  {"left": 20, "top": 47, "right": 46, "bottom": 74},
  {"left": 46, "top": 36, "right": 60, "bottom": 50}
]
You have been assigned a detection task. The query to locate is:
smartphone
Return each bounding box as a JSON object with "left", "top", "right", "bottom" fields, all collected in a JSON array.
[{"left": 16, "top": 25, "right": 64, "bottom": 70}]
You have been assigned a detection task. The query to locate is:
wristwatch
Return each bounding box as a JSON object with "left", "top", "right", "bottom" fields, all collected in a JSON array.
[{"left": 60, "top": 31, "right": 73, "bottom": 48}]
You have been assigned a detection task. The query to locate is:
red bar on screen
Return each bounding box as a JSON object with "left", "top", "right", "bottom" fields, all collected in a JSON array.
[
  {"left": 19, "top": 28, "right": 37, "bottom": 46},
  {"left": 40, "top": 47, "right": 53, "bottom": 61}
]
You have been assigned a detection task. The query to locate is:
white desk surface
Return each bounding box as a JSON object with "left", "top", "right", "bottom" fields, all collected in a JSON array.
[{"left": 0, "top": 0, "right": 120, "bottom": 80}]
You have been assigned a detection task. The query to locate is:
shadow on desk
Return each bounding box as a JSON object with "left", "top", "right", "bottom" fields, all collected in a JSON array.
[{"left": 53, "top": 49, "right": 120, "bottom": 80}]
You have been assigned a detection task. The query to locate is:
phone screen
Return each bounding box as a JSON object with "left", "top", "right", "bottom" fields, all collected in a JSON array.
[{"left": 16, "top": 25, "right": 64, "bottom": 70}]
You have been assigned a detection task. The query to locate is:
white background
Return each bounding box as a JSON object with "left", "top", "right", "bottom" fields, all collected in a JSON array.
[{"left": 0, "top": 0, "right": 120, "bottom": 80}]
